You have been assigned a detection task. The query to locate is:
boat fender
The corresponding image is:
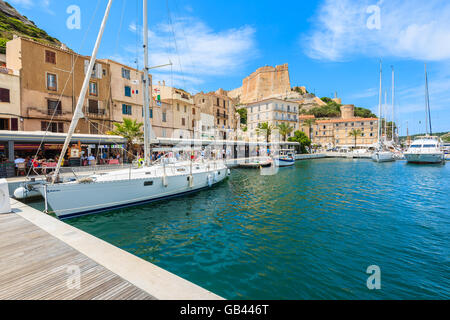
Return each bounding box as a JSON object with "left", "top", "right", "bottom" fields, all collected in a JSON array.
[
  {"left": 188, "top": 175, "right": 194, "bottom": 187},
  {"left": 227, "top": 169, "right": 231, "bottom": 176},
  {"left": 207, "top": 174, "right": 213, "bottom": 187},
  {"left": 0, "top": 179, "right": 11, "bottom": 213},
  {"left": 162, "top": 175, "right": 168, "bottom": 187},
  {"left": 14, "top": 186, "right": 28, "bottom": 200}
]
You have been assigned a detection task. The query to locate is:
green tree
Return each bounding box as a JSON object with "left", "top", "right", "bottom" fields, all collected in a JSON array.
[
  {"left": 302, "top": 118, "right": 316, "bottom": 139},
  {"left": 288, "top": 131, "right": 312, "bottom": 154},
  {"left": 108, "top": 118, "right": 144, "bottom": 159},
  {"left": 236, "top": 108, "right": 247, "bottom": 125},
  {"left": 256, "top": 122, "right": 274, "bottom": 143},
  {"left": 277, "top": 123, "right": 294, "bottom": 141},
  {"left": 348, "top": 129, "right": 362, "bottom": 147}
]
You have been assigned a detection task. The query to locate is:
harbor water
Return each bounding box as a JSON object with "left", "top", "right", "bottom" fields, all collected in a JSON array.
[{"left": 46, "top": 159, "right": 449, "bottom": 299}]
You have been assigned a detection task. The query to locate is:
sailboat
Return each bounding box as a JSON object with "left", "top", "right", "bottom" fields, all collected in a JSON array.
[
  {"left": 404, "top": 65, "right": 445, "bottom": 164},
  {"left": 372, "top": 61, "right": 395, "bottom": 163},
  {"left": 14, "top": 0, "right": 229, "bottom": 219}
]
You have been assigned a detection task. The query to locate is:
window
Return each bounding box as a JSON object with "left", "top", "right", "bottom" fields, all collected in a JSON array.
[
  {"left": 162, "top": 128, "right": 166, "bottom": 137},
  {"left": 47, "top": 100, "right": 62, "bottom": 115},
  {"left": 184, "top": 105, "right": 187, "bottom": 113},
  {"left": 0, "top": 118, "right": 9, "bottom": 130},
  {"left": 162, "top": 112, "right": 167, "bottom": 122},
  {"left": 124, "top": 86, "right": 131, "bottom": 97},
  {"left": 88, "top": 100, "right": 99, "bottom": 114},
  {"left": 217, "top": 98, "right": 220, "bottom": 106},
  {"left": 89, "top": 122, "right": 98, "bottom": 134},
  {"left": 122, "top": 68, "right": 130, "bottom": 80},
  {"left": 10, "top": 118, "right": 18, "bottom": 131},
  {"left": 182, "top": 118, "right": 186, "bottom": 126},
  {"left": 47, "top": 73, "right": 57, "bottom": 91},
  {"left": 41, "top": 121, "right": 63, "bottom": 133},
  {"left": 177, "top": 104, "right": 180, "bottom": 111},
  {"left": 45, "top": 50, "right": 56, "bottom": 64},
  {"left": 192, "top": 108, "right": 195, "bottom": 115},
  {"left": 89, "top": 82, "right": 98, "bottom": 96},
  {"left": 0, "top": 88, "right": 10, "bottom": 102},
  {"left": 192, "top": 120, "right": 195, "bottom": 128},
  {"left": 150, "top": 109, "right": 153, "bottom": 118},
  {"left": 122, "top": 104, "right": 132, "bottom": 115}
]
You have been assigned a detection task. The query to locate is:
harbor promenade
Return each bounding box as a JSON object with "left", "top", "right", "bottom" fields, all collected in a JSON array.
[{"left": 0, "top": 199, "right": 223, "bottom": 300}]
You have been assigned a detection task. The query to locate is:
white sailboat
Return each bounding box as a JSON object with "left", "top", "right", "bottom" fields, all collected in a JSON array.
[
  {"left": 404, "top": 65, "right": 445, "bottom": 164},
  {"left": 14, "top": 0, "right": 229, "bottom": 219},
  {"left": 372, "top": 61, "right": 395, "bottom": 163}
]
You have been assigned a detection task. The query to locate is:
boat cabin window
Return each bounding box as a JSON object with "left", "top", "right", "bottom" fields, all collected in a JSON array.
[
  {"left": 423, "top": 144, "right": 437, "bottom": 148},
  {"left": 410, "top": 145, "right": 422, "bottom": 148}
]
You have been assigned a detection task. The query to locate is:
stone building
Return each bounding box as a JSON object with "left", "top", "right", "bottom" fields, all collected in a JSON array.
[
  {"left": 229, "top": 64, "right": 291, "bottom": 104},
  {"left": 0, "top": 67, "right": 20, "bottom": 130},
  {"left": 194, "top": 88, "right": 239, "bottom": 140},
  {"left": 6, "top": 37, "right": 112, "bottom": 134},
  {"left": 245, "top": 98, "right": 299, "bottom": 141},
  {"left": 305, "top": 104, "right": 379, "bottom": 148},
  {"left": 152, "top": 82, "right": 200, "bottom": 139}
]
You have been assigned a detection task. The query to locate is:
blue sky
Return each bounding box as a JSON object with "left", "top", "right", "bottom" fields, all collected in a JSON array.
[{"left": 8, "top": 0, "right": 450, "bottom": 135}]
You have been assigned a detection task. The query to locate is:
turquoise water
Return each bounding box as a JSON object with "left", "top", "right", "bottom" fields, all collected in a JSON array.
[{"left": 63, "top": 159, "right": 449, "bottom": 299}]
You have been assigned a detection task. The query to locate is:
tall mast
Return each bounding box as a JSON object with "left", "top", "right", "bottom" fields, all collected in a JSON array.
[
  {"left": 425, "top": 64, "right": 432, "bottom": 136},
  {"left": 384, "top": 90, "right": 387, "bottom": 141},
  {"left": 377, "top": 60, "right": 382, "bottom": 147},
  {"left": 142, "top": 0, "right": 152, "bottom": 165},
  {"left": 391, "top": 66, "right": 395, "bottom": 142},
  {"left": 52, "top": 0, "right": 113, "bottom": 183}
]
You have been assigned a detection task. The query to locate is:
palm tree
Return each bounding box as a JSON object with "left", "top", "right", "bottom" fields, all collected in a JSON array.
[
  {"left": 303, "top": 118, "right": 316, "bottom": 139},
  {"left": 256, "top": 122, "right": 274, "bottom": 143},
  {"left": 108, "top": 118, "right": 144, "bottom": 159},
  {"left": 348, "top": 129, "right": 362, "bottom": 148},
  {"left": 277, "top": 123, "right": 294, "bottom": 141}
]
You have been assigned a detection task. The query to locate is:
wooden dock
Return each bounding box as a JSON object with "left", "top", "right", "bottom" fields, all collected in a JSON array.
[
  {"left": 0, "top": 213, "right": 155, "bottom": 300},
  {"left": 0, "top": 199, "right": 222, "bottom": 300}
]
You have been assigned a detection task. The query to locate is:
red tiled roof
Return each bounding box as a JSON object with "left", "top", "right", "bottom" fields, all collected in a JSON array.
[{"left": 316, "top": 117, "right": 378, "bottom": 124}]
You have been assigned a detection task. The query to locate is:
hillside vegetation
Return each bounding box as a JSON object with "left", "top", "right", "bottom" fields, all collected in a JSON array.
[
  {"left": 300, "top": 97, "right": 377, "bottom": 119},
  {"left": 0, "top": 1, "right": 61, "bottom": 54}
]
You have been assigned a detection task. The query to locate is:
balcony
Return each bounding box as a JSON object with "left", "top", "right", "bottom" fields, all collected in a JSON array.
[
  {"left": 27, "top": 107, "right": 72, "bottom": 120},
  {"left": 85, "top": 107, "right": 108, "bottom": 118}
]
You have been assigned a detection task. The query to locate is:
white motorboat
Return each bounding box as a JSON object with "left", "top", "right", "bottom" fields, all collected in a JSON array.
[
  {"left": 404, "top": 65, "right": 445, "bottom": 164},
  {"left": 239, "top": 157, "right": 273, "bottom": 168},
  {"left": 14, "top": 0, "right": 230, "bottom": 219},
  {"left": 274, "top": 150, "right": 295, "bottom": 167},
  {"left": 404, "top": 136, "right": 445, "bottom": 164}
]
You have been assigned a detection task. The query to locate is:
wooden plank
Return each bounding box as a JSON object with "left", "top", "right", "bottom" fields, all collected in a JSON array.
[{"left": 0, "top": 213, "right": 155, "bottom": 300}]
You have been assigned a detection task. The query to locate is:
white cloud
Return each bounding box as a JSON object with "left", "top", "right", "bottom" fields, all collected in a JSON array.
[
  {"left": 9, "top": 0, "right": 33, "bottom": 8},
  {"left": 127, "top": 16, "right": 257, "bottom": 91},
  {"left": 304, "top": 0, "right": 450, "bottom": 61}
]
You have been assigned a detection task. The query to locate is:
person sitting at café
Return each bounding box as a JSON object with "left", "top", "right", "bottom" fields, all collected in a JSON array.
[{"left": 87, "top": 154, "right": 96, "bottom": 166}]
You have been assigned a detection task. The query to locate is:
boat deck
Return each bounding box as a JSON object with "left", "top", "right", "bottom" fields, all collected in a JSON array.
[{"left": 0, "top": 213, "right": 155, "bottom": 300}]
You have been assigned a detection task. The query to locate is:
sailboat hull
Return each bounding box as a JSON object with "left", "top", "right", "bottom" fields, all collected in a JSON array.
[
  {"left": 371, "top": 151, "right": 395, "bottom": 162},
  {"left": 40, "top": 166, "right": 229, "bottom": 219}
]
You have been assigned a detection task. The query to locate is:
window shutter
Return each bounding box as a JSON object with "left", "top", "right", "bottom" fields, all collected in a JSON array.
[
  {"left": 84, "top": 60, "right": 89, "bottom": 74},
  {"left": 58, "top": 123, "right": 64, "bottom": 133},
  {"left": 96, "top": 64, "right": 102, "bottom": 79},
  {"left": 41, "top": 122, "right": 48, "bottom": 131},
  {"left": 10, "top": 118, "right": 18, "bottom": 131}
]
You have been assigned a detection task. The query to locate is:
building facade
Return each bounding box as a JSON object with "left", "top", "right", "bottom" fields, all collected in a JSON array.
[
  {"left": 194, "top": 88, "right": 239, "bottom": 140},
  {"left": 307, "top": 105, "right": 379, "bottom": 148},
  {"left": 245, "top": 98, "right": 299, "bottom": 140},
  {"left": 6, "top": 37, "right": 112, "bottom": 135},
  {"left": 0, "top": 67, "right": 21, "bottom": 130},
  {"left": 153, "top": 82, "right": 199, "bottom": 139}
]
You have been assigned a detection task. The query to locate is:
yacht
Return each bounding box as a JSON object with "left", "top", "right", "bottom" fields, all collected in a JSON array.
[
  {"left": 14, "top": 0, "right": 229, "bottom": 219},
  {"left": 404, "top": 65, "right": 445, "bottom": 164},
  {"left": 404, "top": 136, "right": 444, "bottom": 164}
]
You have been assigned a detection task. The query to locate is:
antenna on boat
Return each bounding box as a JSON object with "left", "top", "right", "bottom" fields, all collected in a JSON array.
[
  {"left": 52, "top": 0, "right": 113, "bottom": 184},
  {"left": 424, "top": 64, "right": 432, "bottom": 136}
]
